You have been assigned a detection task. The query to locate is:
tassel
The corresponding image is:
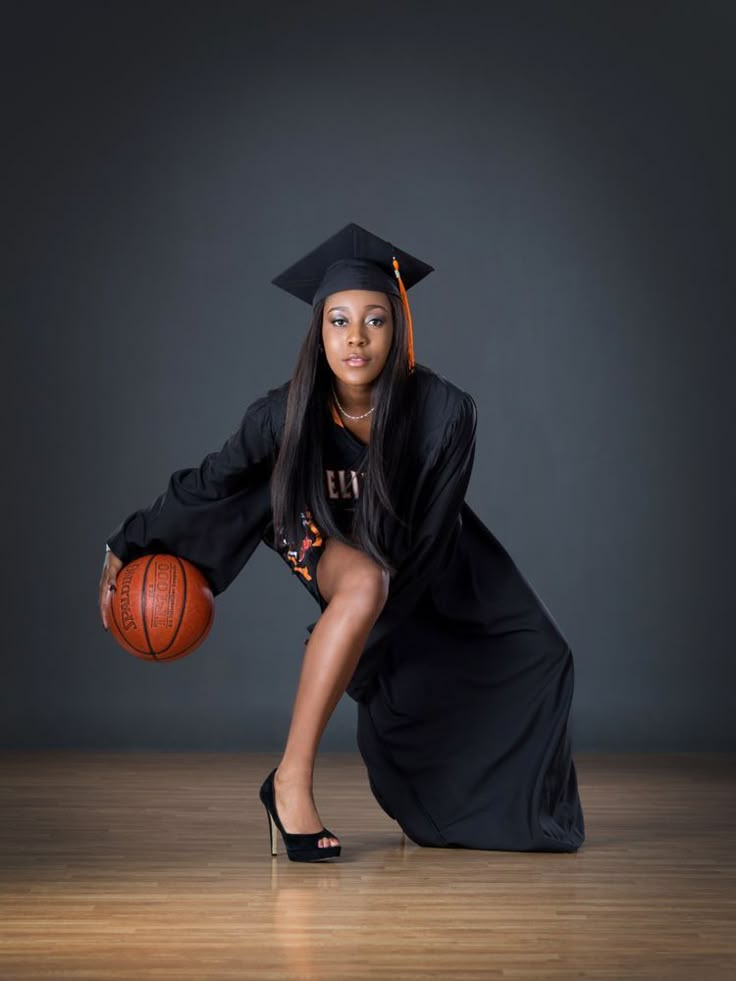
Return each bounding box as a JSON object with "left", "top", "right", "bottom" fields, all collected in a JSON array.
[
  {"left": 392, "top": 255, "right": 415, "bottom": 373},
  {"left": 330, "top": 397, "right": 344, "bottom": 427}
]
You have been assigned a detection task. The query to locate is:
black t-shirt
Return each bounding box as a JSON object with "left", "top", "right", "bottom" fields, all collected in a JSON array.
[{"left": 322, "top": 415, "right": 368, "bottom": 537}]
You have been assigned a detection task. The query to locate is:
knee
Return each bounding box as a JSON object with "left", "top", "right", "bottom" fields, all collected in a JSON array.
[
  {"left": 339, "top": 561, "right": 390, "bottom": 620},
  {"left": 316, "top": 537, "right": 390, "bottom": 616}
]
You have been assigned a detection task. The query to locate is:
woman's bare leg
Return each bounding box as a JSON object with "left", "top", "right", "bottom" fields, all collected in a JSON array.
[{"left": 274, "top": 537, "right": 389, "bottom": 848}]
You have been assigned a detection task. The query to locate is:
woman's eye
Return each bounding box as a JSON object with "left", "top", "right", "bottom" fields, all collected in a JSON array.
[{"left": 330, "top": 317, "right": 384, "bottom": 327}]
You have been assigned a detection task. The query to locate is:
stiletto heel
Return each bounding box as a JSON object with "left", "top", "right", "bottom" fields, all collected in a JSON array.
[
  {"left": 259, "top": 767, "right": 342, "bottom": 862},
  {"left": 266, "top": 806, "right": 278, "bottom": 856}
]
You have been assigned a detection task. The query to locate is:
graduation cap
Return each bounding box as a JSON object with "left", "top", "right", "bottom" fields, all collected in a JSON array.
[{"left": 270, "top": 222, "right": 434, "bottom": 372}]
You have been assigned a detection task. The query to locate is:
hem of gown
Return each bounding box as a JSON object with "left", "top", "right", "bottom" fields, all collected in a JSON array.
[
  {"left": 357, "top": 698, "right": 449, "bottom": 848},
  {"left": 356, "top": 651, "right": 586, "bottom": 853}
]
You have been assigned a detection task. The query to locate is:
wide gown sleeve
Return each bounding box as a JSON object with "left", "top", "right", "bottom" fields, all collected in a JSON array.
[
  {"left": 105, "top": 391, "right": 281, "bottom": 595},
  {"left": 343, "top": 390, "right": 478, "bottom": 700}
]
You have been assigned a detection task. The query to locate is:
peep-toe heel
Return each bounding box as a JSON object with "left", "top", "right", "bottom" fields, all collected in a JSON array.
[{"left": 259, "top": 767, "right": 341, "bottom": 862}]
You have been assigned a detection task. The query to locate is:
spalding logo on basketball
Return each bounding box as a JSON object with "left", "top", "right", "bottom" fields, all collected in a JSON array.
[{"left": 108, "top": 554, "right": 215, "bottom": 661}]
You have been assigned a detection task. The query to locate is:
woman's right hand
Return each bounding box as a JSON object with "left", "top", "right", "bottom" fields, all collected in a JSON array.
[{"left": 99, "top": 548, "right": 124, "bottom": 631}]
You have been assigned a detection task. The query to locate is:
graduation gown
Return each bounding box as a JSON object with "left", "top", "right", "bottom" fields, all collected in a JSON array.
[{"left": 106, "top": 363, "right": 585, "bottom": 852}]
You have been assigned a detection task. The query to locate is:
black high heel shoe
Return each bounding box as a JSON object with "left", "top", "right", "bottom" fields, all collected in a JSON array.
[{"left": 259, "top": 767, "right": 342, "bottom": 862}]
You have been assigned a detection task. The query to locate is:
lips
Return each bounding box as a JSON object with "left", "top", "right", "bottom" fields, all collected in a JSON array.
[{"left": 344, "top": 355, "right": 369, "bottom": 363}]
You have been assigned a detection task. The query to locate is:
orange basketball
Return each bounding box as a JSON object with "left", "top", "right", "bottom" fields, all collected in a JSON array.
[{"left": 108, "top": 554, "right": 214, "bottom": 661}]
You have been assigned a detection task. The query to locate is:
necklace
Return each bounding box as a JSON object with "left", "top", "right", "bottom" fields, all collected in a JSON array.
[{"left": 331, "top": 386, "right": 375, "bottom": 420}]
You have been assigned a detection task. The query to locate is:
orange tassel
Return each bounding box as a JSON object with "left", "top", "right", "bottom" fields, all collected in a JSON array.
[
  {"left": 392, "top": 255, "right": 415, "bottom": 372},
  {"left": 330, "top": 397, "right": 344, "bottom": 427}
]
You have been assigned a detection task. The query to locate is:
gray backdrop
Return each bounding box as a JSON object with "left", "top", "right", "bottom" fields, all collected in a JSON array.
[{"left": 4, "top": 0, "right": 734, "bottom": 750}]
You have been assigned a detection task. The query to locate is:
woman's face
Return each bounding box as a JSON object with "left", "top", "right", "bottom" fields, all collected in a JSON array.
[{"left": 321, "top": 289, "right": 394, "bottom": 389}]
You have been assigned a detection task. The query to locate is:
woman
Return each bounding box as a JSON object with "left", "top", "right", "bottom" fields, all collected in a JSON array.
[{"left": 98, "top": 222, "right": 586, "bottom": 863}]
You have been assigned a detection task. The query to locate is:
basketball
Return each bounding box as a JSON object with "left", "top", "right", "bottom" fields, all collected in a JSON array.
[{"left": 107, "top": 554, "right": 215, "bottom": 661}]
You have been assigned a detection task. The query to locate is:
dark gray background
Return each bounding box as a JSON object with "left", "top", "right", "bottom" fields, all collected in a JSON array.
[{"left": 3, "top": 1, "right": 734, "bottom": 750}]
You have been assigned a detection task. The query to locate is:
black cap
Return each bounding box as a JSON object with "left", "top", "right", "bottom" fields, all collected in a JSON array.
[{"left": 270, "top": 221, "right": 435, "bottom": 308}]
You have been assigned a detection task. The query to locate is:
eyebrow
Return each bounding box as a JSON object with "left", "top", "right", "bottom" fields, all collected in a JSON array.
[{"left": 327, "top": 304, "right": 389, "bottom": 314}]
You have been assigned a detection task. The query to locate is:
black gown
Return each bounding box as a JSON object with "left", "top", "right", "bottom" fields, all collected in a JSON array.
[{"left": 106, "top": 364, "right": 586, "bottom": 852}]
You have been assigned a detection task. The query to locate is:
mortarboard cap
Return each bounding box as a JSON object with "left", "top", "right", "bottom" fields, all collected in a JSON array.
[{"left": 270, "top": 222, "right": 434, "bottom": 371}]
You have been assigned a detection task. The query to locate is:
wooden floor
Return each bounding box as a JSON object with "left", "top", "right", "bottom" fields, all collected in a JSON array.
[{"left": 0, "top": 753, "right": 734, "bottom": 980}]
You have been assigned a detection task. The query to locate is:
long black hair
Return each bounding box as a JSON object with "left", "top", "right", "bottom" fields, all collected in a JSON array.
[{"left": 270, "top": 292, "right": 417, "bottom": 576}]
